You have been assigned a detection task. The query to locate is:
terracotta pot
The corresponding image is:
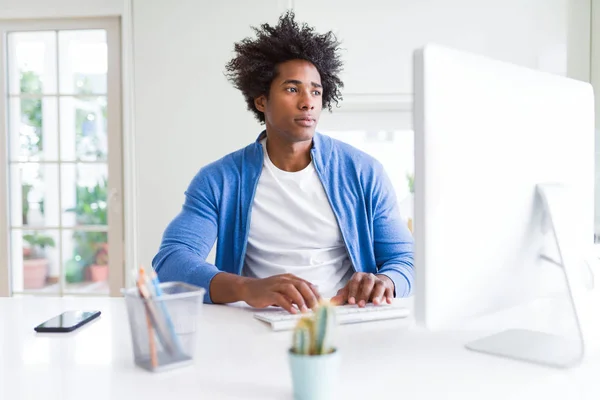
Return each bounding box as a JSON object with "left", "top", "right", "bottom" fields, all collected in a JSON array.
[
  {"left": 89, "top": 264, "right": 109, "bottom": 282},
  {"left": 23, "top": 258, "right": 48, "bottom": 289}
]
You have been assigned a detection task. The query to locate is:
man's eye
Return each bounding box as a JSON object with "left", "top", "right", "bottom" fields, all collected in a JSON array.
[
  {"left": 313, "top": 90, "right": 321, "bottom": 96},
  {"left": 286, "top": 87, "right": 297, "bottom": 93}
]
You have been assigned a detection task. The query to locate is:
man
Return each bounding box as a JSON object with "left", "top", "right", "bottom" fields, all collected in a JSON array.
[{"left": 152, "top": 11, "right": 414, "bottom": 314}]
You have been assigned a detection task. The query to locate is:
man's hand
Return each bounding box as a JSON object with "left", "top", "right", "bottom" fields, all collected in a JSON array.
[
  {"left": 330, "top": 272, "right": 394, "bottom": 307},
  {"left": 241, "top": 273, "right": 321, "bottom": 314}
]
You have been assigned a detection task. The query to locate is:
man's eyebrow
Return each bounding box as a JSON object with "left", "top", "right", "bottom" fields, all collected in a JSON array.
[{"left": 281, "top": 79, "right": 322, "bottom": 88}]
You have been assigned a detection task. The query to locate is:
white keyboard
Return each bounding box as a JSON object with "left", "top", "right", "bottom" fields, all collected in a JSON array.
[{"left": 253, "top": 303, "right": 410, "bottom": 331}]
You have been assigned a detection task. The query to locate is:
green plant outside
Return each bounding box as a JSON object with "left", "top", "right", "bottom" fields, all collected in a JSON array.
[
  {"left": 23, "top": 232, "right": 55, "bottom": 259},
  {"left": 65, "top": 178, "right": 108, "bottom": 283},
  {"left": 406, "top": 172, "right": 414, "bottom": 194},
  {"left": 20, "top": 71, "right": 43, "bottom": 155}
]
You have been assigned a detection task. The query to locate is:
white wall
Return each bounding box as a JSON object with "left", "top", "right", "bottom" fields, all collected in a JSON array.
[
  {"left": 592, "top": 0, "right": 600, "bottom": 232},
  {"left": 134, "top": 0, "right": 588, "bottom": 268},
  {"left": 294, "top": 0, "right": 572, "bottom": 95},
  {"left": 0, "top": 0, "right": 123, "bottom": 18}
]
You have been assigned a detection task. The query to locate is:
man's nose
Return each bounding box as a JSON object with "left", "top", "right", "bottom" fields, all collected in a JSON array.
[{"left": 298, "top": 91, "right": 315, "bottom": 110}]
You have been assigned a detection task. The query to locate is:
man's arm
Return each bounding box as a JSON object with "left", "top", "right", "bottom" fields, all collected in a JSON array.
[
  {"left": 372, "top": 162, "right": 414, "bottom": 297},
  {"left": 152, "top": 169, "right": 225, "bottom": 304}
]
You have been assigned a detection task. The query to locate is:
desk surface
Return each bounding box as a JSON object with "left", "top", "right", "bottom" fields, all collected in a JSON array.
[{"left": 1, "top": 296, "right": 598, "bottom": 400}]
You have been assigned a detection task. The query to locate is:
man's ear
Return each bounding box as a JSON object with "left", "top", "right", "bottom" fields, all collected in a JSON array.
[{"left": 254, "top": 95, "right": 266, "bottom": 113}]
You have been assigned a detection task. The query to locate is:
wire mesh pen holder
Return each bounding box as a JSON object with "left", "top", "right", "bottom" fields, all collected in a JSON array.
[{"left": 122, "top": 282, "right": 206, "bottom": 372}]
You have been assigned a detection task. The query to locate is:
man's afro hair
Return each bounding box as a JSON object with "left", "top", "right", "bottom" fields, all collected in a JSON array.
[{"left": 225, "top": 11, "right": 344, "bottom": 123}]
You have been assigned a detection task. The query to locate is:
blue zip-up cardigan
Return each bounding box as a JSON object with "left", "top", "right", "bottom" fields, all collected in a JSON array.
[{"left": 152, "top": 131, "right": 414, "bottom": 303}]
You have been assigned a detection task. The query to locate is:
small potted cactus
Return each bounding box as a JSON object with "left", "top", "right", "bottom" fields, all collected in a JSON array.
[{"left": 288, "top": 300, "right": 341, "bottom": 400}]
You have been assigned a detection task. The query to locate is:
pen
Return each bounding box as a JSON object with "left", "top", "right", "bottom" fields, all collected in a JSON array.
[{"left": 148, "top": 268, "right": 184, "bottom": 353}]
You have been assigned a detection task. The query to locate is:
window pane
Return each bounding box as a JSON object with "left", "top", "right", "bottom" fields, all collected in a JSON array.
[
  {"left": 324, "top": 130, "right": 414, "bottom": 199},
  {"left": 63, "top": 229, "right": 108, "bottom": 295},
  {"left": 7, "top": 31, "right": 57, "bottom": 95},
  {"left": 324, "top": 130, "right": 415, "bottom": 229},
  {"left": 8, "top": 97, "right": 59, "bottom": 161},
  {"left": 9, "top": 163, "right": 60, "bottom": 227},
  {"left": 60, "top": 96, "right": 107, "bottom": 161},
  {"left": 11, "top": 229, "right": 60, "bottom": 293},
  {"left": 61, "top": 164, "right": 108, "bottom": 227},
  {"left": 58, "top": 30, "right": 107, "bottom": 95}
]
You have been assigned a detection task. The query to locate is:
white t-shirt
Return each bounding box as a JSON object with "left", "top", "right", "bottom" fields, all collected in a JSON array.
[{"left": 242, "top": 139, "right": 354, "bottom": 297}]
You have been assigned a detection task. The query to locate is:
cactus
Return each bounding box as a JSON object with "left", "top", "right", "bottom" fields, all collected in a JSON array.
[
  {"left": 292, "top": 318, "right": 313, "bottom": 355},
  {"left": 291, "top": 300, "right": 337, "bottom": 356}
]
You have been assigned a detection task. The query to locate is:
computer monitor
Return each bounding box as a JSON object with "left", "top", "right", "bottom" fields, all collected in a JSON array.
[{"left": 412, "top": 44, "right": 600, "bottom": 368}]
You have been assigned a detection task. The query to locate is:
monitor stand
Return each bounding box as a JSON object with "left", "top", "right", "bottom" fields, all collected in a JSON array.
[{"left": 465, "top": 184, "right": 599, "bottom": 368}]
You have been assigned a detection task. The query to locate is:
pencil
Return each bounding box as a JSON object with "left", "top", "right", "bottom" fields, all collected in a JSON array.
[
  {"left": 145, "top": 306, "right": 158, "bottom": 368},
  {"left": 138, "top": 267, "right": 158, "bottom": 368}
]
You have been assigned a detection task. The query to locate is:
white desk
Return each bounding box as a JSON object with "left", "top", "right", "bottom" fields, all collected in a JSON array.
[{"left": 1, "top": 296, "right": 599, "bottom": 400}]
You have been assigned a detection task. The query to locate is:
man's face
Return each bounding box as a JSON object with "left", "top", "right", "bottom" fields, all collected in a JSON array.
[{"left": 255, "top": 59, "right": 323, "bottom": 143}]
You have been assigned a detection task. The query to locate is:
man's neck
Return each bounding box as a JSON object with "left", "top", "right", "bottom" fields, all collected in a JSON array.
[{"left": 265, "top": 134, "right": 312, "bottom": 172}]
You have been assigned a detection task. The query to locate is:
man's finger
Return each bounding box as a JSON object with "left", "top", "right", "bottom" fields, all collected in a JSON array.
[
  {"left": 272, "top": 293, "right": 296, "bottom": 314},
  {"left": 295, "top": 281, "right": 319, "bottom": 309},
  {"left": 278, "top": 283, "right": 308, "bottom": 312},
  {"left": 384, "top": 286, "right": 394, "bottom": 304},
  {"left": 283, "top": 274, "right": 321, "bottom": 302},
  {"left": 357, "top": 274, "right": 376, "bottom": 307},
  {"left": 370, "top": 280, "right": 387, "bottom": 305},
  {"left": 347, "top": 274, "right": 362, "bottom": 305},
  {"left": 330, "top": 287, "right": 348, "bottom": 306},
  {"left": 307, "top": 283, "right": 322, "bottom": 302}
]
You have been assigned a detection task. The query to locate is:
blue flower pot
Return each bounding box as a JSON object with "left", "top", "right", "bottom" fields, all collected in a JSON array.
[{"left": 288, "top": 348, "right": 340, "bottom": 400}]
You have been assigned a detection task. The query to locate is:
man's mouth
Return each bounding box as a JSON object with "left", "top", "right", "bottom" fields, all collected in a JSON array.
[{"left": 294, "top": 118, "right": 315, "bottom": 127}]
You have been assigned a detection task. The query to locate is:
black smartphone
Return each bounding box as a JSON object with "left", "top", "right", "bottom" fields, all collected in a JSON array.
[{"left": 34, "top": 310, "right": 101, "bottom": 333}]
